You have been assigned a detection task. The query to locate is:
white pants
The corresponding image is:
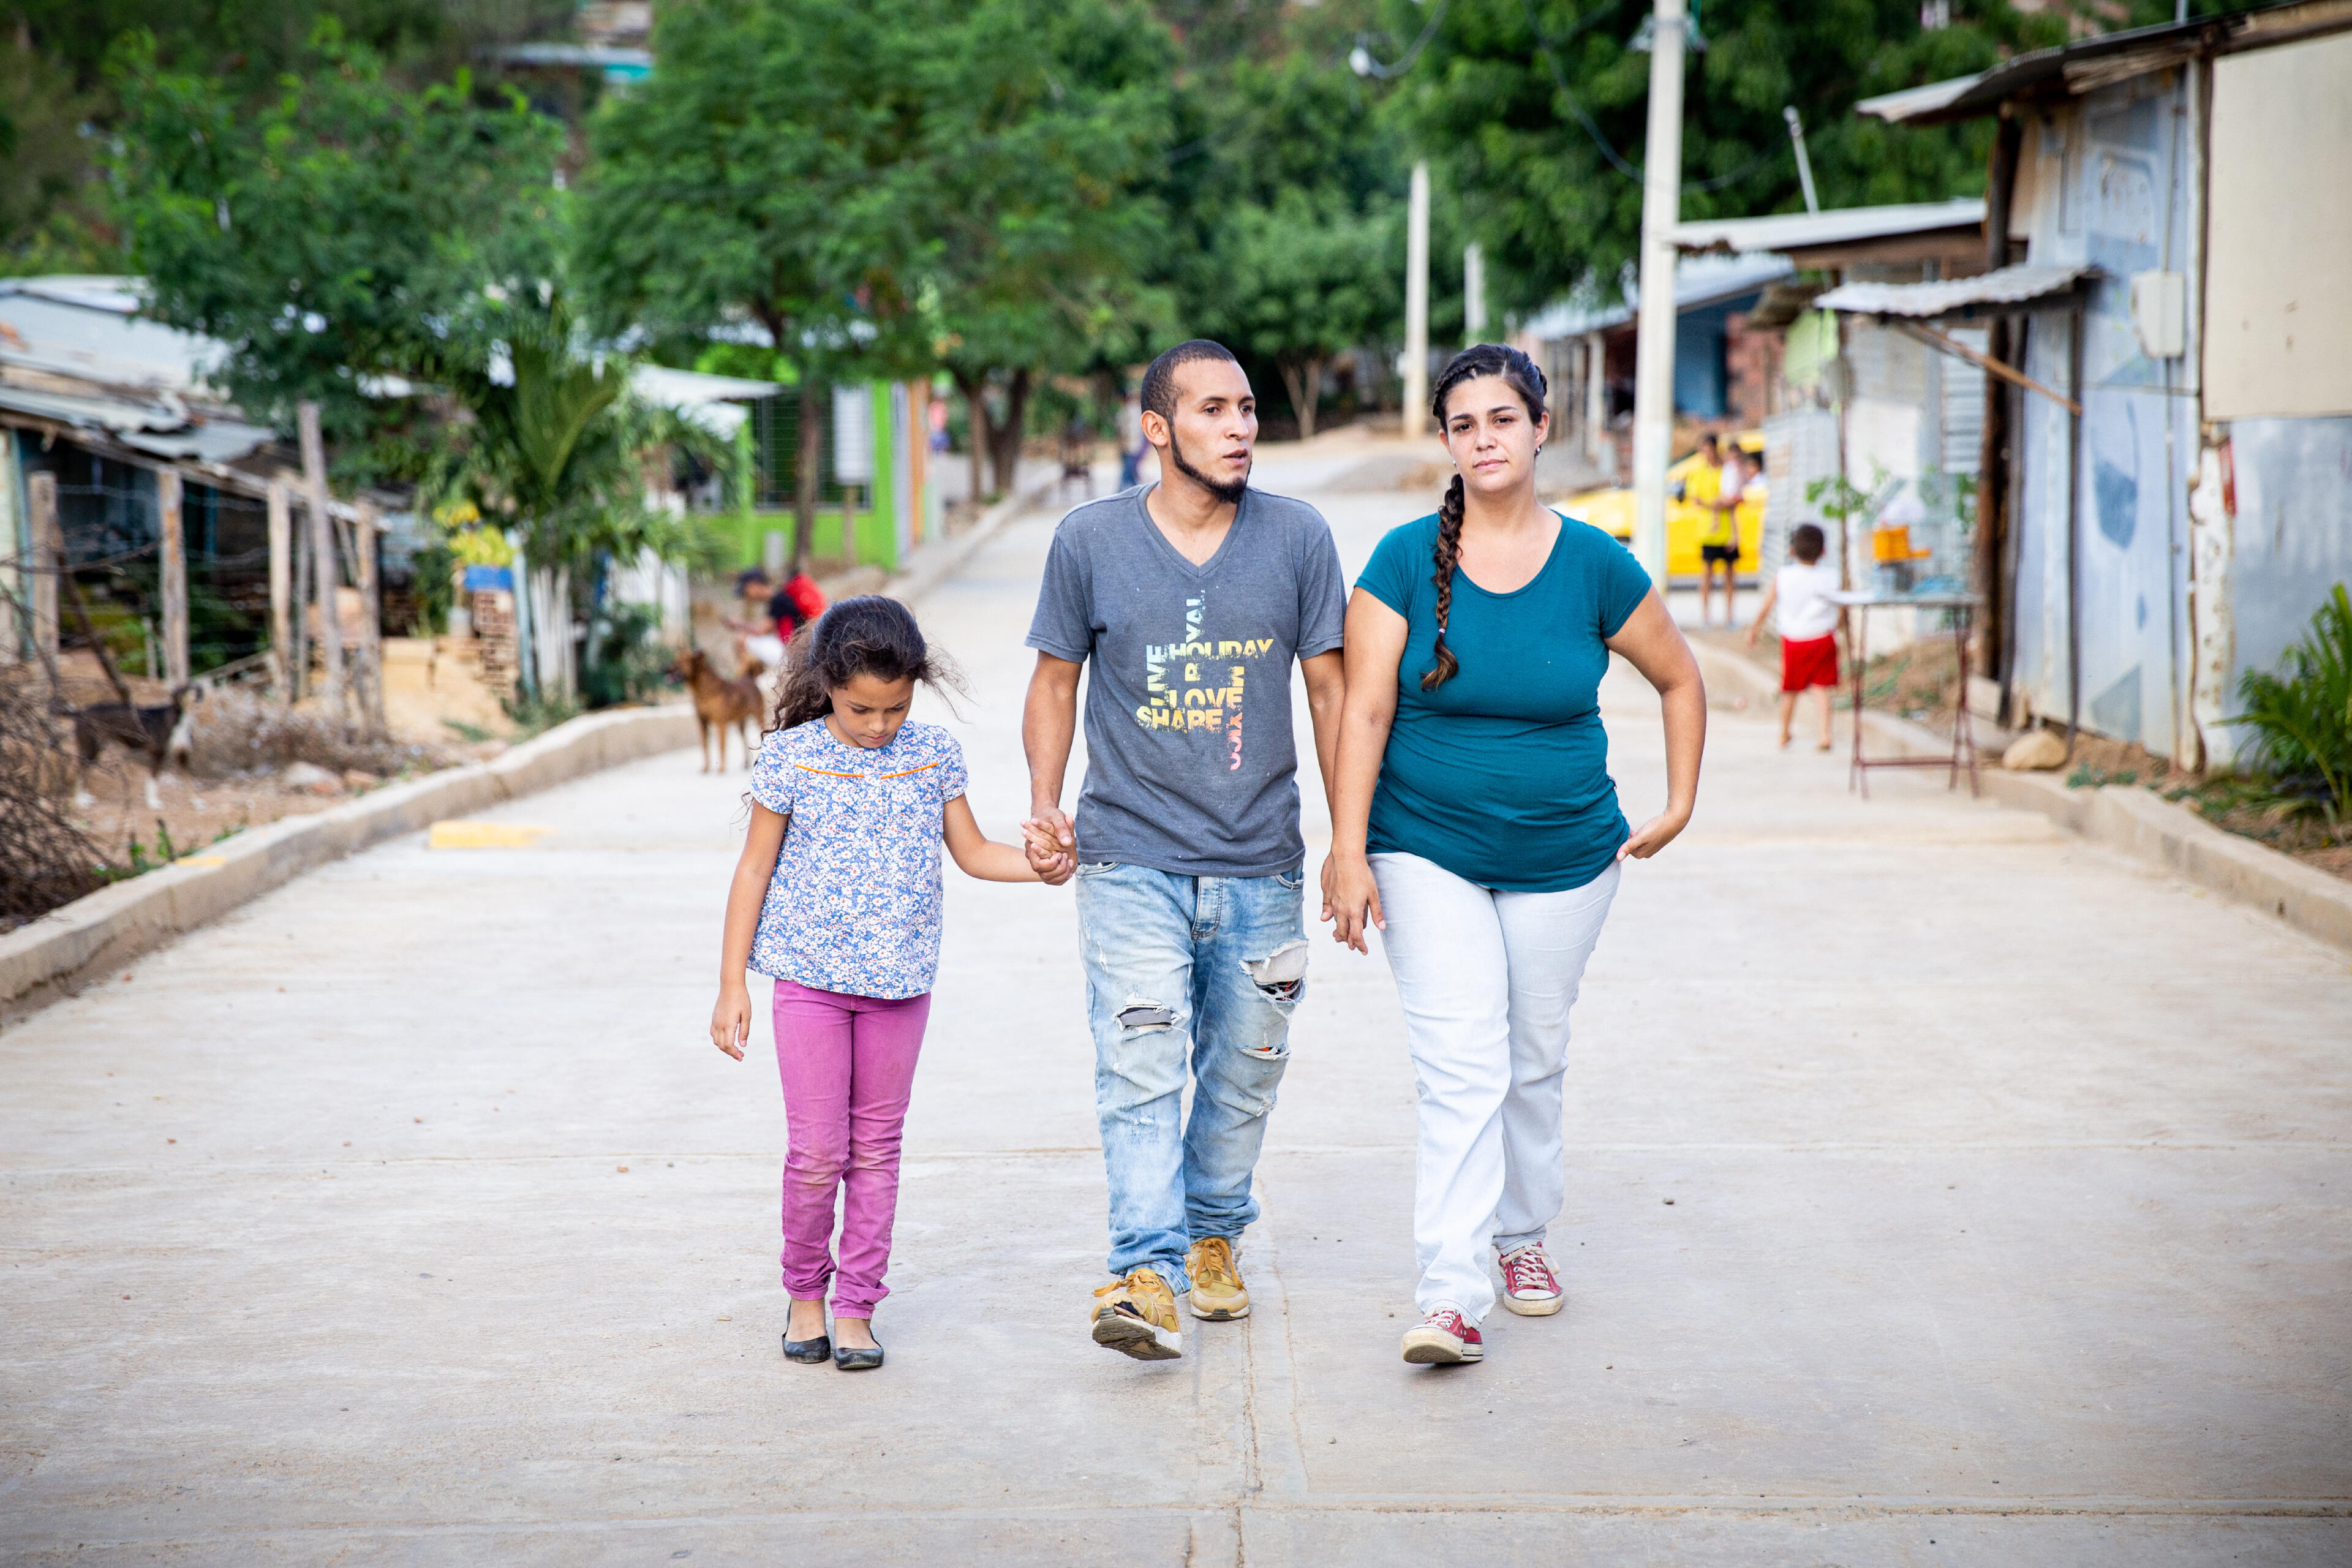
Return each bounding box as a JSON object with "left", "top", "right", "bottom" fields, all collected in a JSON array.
[{"left": 1371, "top": 852, "right": 1619, "bottom": 1322}]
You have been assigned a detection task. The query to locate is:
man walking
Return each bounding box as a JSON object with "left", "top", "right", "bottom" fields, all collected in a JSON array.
[{"left": 1022, "top": 339, "right": 1346, "bottom": 1361}]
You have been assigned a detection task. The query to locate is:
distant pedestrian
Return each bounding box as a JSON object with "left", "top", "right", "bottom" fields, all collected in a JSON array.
[
  {"left": 1691, "top": 434, "right": 1740, "bottom": 628},
  {"left": 1324, "top": 344, "right": 1706, "bottom": 1368},
  {"left": 1116, "top": 388, "right": 1145, "bottom": 489},
  {"left": 1747, "top": 522, "right": 1842, "bottom": 751},
  {"left": 708, "top": 596, "right": 1046, "bottom": 1371},
  {"left": 730, "top": 568, "right": 785, "bottom": 671},
  {"left": 767, "top": 569, "right": 826, "bottom": 635}
]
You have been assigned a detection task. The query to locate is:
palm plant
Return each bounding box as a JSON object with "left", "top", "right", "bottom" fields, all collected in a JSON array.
[
  {"left": 426, "top": 290, "right": 720, "bottom": 699},
  {"left": 2225, "top": 583, "right": 2352, "bottom": 824}
]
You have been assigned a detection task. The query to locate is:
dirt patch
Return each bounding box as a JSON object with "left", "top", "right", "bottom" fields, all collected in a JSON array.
[{"left": 7, "top": 660, "right": 495, "bottom": 924}]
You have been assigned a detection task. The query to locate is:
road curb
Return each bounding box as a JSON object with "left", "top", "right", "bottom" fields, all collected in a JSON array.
[
  {"left": 0, "top": 704, "right": 695, "bottom": 1022},
  {"left": 1688, "top": 641, "right": 2352, "bottom": 953},
  {"left": 884, "top": 469, "right": 1065, "bottom": 608}
]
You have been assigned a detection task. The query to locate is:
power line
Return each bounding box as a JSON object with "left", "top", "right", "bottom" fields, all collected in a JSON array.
[{"left": 1349, "top": 0, "right": 1456, "bottom": 80}]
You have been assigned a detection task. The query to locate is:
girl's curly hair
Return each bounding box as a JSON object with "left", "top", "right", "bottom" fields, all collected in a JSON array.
[{"left": 770, "top": 595, "right": 967, "bottom": 731}]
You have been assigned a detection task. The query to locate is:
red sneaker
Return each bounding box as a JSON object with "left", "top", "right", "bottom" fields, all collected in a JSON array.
[
  {"left": 1400, "top": 1306, "right": 1483, "bottom": 1364},
  {"left": 1499, "top": 1243, "right": 1563, "bottom": 1316}
]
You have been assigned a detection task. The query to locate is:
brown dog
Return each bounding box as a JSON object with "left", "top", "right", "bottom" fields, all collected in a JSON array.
[{"left": 672, "top": 648, "right": 765, "bottom": 772}]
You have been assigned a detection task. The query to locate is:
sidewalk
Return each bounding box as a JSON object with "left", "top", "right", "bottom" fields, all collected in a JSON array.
[{"left": 2, "top": 486, "right": 2347, "bottom": 1564}]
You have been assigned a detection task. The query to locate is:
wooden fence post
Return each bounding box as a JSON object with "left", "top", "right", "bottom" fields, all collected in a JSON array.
[
  {"left": 354, "top": 499, "right": 385, "bottom": 737},
  {"left": 158, "top": 469, "right": 188, "bottom": 688},
  {"left": 266, "top": 478, "right": 293, "bottom": 700},
  {"left": 297, "top": 401, "right": 344, "bottom": 718},
  {"left": 28, "top": 471, "right": 59, "bottom": 669}
]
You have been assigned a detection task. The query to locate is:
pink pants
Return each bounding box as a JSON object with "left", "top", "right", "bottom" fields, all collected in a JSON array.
[{"left": 773, "top": 979, "right": 932, "bottom": 1317}]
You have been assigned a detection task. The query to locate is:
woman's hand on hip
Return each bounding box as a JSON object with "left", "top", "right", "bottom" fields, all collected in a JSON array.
[
  {"left": 1616, "top": 807, "right": 1692, "bottom": 862},
  {"left": 1321, "top": 851, "right": 1384, "bottom": 954},
  {"left": 710, "top": 982, "right": 752, "bottom": 1061}
]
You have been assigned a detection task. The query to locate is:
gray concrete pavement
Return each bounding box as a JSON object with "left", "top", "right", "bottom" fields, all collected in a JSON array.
[{"left": 4, "top": 467, "right": 2349, "bottom": 1564}]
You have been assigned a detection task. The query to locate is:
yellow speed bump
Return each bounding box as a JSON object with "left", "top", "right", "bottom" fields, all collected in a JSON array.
[{"left": 428, "top": 820, "right": 552, "bottom": 850}]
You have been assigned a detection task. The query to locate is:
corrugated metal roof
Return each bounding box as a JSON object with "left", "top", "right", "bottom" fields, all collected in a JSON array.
[
  {"left": 1672, "top": 199, "right": 1986, "bottom": 255},
  {"left": 630, "top": 364, "right": 779, "bottom": 406},
  {"left": 487, "top": 42, "right": 653, "bottom": 67},
  {"left": 1814, "top": 264, "right": 2095, "bottom": 318},
  {"left": 0, "top": 285, "right": 228, "bottom": 396},
  {"left": 118, "top": 420, "right": 281, "bottom": 465},
  {"left": 1852, "top": 0, "right": 2343, "bottom": 125},
  {"left": 0, "top": 276, "right": 146, "bottom": 313},
  {"left": 1851, "top": 76, "right": 1986, "bottom": 124},
  {"left": 0, "top": 382, "right": 277, "bottom": 464},
  {"left": 1520, "top": 252, "right": 1796, "bottom": 339}
]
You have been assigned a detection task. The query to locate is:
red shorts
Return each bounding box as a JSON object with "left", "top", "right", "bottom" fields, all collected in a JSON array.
[{"left": 1780, "top": 632, "right": 1839, "bottom": 692}]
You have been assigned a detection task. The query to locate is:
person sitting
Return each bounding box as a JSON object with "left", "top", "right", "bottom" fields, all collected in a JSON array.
[{"left": 728, "top": 568, "right": 786, "bottom": 671}]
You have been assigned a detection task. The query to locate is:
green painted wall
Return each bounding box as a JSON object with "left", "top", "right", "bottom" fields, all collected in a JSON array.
[{"left": 727, "top": 382, "right": 906, "bottom": 574}]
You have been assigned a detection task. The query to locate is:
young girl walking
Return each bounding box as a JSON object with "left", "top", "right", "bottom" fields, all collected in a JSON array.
[{"left": 709, "top": 595, "right": 1042, "bottom": 1371}]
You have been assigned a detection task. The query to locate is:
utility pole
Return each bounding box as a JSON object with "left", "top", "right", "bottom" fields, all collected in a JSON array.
[
  {"left": 1464, "top": 243, "right": 1487, "bottom": 342},
  {"left": 1403, "top": 160, "right": 1431, "bottom": 436},
  {"left": 354, "top": 498, "right": 386, "bottom": 739},
  {"left": 1629, "top": 0, "right": 1689, "bottom": 586},
  {"left": 297, "top": 401, "right": 345, "bottom": 718},
  {"left": 1783, "top": 107, "right": 1821, "bottom": 215}
]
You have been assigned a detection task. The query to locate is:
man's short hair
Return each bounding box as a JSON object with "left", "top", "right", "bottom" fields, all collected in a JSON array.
[
  {"left": 1790, "top": 523, "right": 1825, "bottom": 563},
  {"left": 1140, "top": 339, "right": 1240, "bottom": 424},
  {"left": 1700, "top": 432, "right": 1721, "bottom": 452}
]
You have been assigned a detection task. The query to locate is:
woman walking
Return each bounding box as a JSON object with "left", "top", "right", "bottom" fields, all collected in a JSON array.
[
  {"left": 709, "top": 597, "right": 1045, "bottom": 1371},
  {"left": 1322, "top": 345, "right": 1706, "bottom": 1366}
]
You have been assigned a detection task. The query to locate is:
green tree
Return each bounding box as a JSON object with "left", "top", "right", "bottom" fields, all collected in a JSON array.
[
  {"left": 105, "top": 24, "right": 565, "bottom": 464},
  {"left": 924, "top": 0, "right": 1178, "bottom": 498},
  {"left": 1194, "top": 190, "right": 1400, "bottom": 437},
  {"left": 1379, "top": 0, "right": 2069, "bottom": 315},
  {"left": 423, "top": 289, "right": 706, "bottom": 699},
  {"left": 576, "top": 0, "right": 935, "bottom": 570},
  {"left": 0, "top": 32, "right": 110, "bottom": 275},
  {"left": 6, "top": 0, "right": 570, "bottom": 277}
]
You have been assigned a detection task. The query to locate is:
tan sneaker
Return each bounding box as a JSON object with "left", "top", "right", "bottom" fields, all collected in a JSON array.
[
  {"left": 1185, "top": 1236, "right": 1250, "bottom": 1321},
  {"left": 1090, "top": 1268, "right": 1183, "bottom": 1360}
]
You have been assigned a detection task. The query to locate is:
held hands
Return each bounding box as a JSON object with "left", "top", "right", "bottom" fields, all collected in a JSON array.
[
  {"left": 1021, "top": 806, "right": 1076, "bottom": 886},
  {"left": 710, "top": 981, "right": 751, "bottom": 1061},
  {"left": 1321, "top": 851, "right": 1385, "bottom": 955},
  {"left": 1616, "top": 805, "right": 1693, "bottom": 862}
]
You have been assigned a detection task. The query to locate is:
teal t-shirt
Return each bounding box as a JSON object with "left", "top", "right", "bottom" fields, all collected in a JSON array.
[{"left": 1357, "top": 513, "right": 1652, "bottom": 893}]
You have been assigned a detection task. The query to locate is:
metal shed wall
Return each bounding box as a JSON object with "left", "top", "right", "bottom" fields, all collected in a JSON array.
[{"left": 2005, "top": 80, "right": 2201, "bottom": 758}]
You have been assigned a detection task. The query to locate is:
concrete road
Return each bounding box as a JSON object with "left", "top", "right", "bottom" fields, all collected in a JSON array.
[{"left": 5, "top": 469, "right": 2349, "bottom": 1565}]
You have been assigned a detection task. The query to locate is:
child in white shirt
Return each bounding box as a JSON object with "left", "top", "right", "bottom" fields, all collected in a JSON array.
[{"left": 1746, "top": 524, "right": 1842, "bottom": 750}]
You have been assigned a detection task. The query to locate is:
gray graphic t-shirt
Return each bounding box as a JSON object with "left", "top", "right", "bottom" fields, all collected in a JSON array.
[{"left": 1027, "top": 484, "right": 1346, "bottom": 878}]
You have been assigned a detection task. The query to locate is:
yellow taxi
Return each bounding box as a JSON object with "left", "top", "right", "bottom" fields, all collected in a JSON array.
[{"left": 1559, "top": 431, "right": 1766, "bottom": 577}]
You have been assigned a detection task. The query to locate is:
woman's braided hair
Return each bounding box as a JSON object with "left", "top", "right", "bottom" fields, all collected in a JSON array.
[{"left": 1423, "top": 344, "right": 1550, "bottom": 691}]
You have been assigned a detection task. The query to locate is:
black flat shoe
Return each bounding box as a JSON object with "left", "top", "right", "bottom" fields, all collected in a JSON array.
[
  {"left": 782, "top": 1330, "right": 831, "bottom": 1364},
  {"left": 832, "top": 1339, "right": 884, "bottom": 1371}
]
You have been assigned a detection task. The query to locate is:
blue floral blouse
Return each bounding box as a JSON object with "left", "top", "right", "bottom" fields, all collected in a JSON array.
[{"left": 747, "top": 719, "right": 968, "bottom": 1000}]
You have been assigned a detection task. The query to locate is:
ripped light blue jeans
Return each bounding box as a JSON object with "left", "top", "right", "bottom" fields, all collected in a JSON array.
[{"left": 1075, "top": 859, "right": 1309, "bottom": 1294}]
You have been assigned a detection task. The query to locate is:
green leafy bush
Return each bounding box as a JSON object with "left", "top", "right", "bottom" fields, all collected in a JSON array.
[
  {"left": 580, "top": 603, "right": 672, "bottom": 712},
  {"left": 2226, "top": 583, "right": 2352, "bottom": 823}
]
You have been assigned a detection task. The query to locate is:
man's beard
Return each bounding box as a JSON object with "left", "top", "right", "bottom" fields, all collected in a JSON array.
[{"left": 1166, "top": 426, "right": 1249, "bottom": 505}]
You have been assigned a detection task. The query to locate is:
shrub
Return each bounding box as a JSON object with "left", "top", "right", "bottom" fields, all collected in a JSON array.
[{"left": 2226, "top": 583, "right": 2352, "bottom": 823}]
